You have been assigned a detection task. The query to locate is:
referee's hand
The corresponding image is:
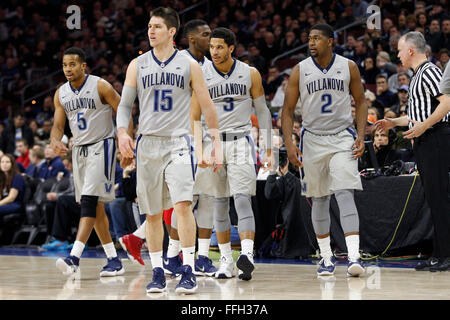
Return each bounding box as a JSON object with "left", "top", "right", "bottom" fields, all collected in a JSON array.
[{"left": 403, "top": 120, "right": 428, "bottom": 139}]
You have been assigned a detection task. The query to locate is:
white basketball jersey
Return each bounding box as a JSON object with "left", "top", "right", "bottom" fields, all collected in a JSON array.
[
  {"left": 298, "top": 54, "right": 353, "bottom": 135},
  {"left": 203, "top": 59, "right": 253, "bottom": 134},
  {"left": 136, "top": 49, "right": 192, "bottom": 137},
  {"left": 59, "top": 74, "right": 115, "bottom": 146},
  {"left": 179, "top": 49, "right": 212, "bottom": 72}
]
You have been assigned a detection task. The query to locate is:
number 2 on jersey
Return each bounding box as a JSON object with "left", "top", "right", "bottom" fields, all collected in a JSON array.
[{"left": 321, "top": 93, "right": 332, "bottom": 113}]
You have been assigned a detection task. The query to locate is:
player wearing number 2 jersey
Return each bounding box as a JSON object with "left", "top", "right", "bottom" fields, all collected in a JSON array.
[
  {"left": 50, "top": 47, "right": 126, "bottom": 278},
  {"left": 281, "top": 24, "right": 368, "bottom": 278}
]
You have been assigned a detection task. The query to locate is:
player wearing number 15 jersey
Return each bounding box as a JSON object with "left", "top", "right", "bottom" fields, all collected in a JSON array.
[
  {"left": 281, "top": 24, "right": 368, "bottom": 278},
  {"left": 116, "top": 7, "right": 221, "bottom": 295},
  {"left": 50, "top": 47, "right": 126, "bottom": 278}
]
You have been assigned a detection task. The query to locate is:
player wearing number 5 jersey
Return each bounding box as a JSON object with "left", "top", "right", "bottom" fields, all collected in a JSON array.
[
  {"left": 50, "top": 47, "right": 128, "bottom": 278},
  {"left": 281, "top": 24, "right": 368, "bottom": 278}
]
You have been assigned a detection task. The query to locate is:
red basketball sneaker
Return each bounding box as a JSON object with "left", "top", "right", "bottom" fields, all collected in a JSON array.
[{"left": 119, "top": 234, "right": 145, "bottom": 266}]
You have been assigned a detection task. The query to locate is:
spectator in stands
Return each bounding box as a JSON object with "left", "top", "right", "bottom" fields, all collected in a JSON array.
[
  {"left": 442, "top": 18, "right": 450, "bottom": 51},
  {"left": 259, "top": 31, "right": 280, "bottom": 63},
  {"left": 280, "top": 30, "right": 300, "bottom": 53},
  {"left": 375, "top": 74, "right": 398, "bottom": 117},
  {"left": 0, "top": 111, "right": 34, "bottom": 155},
  {"left": 264, "top": 65, "right": 284, "bottom": 98},
  {"left": 362, "top": 56, "right": 380, "bottom": 85},
  {"left": 390, "top": 85, "right": 409, "bottom": 115},
  {"left": 0, "top": 153, "right": 26, "bottom": 216},
  {"left": 15, "top": 138, "right": 30, "bottom": 170},
  {"left": 438, "top": 48, "right": 449, "bottom": 70},
  {"left": 354, "top": 40, "right": 369, "bottom": 72},
  {"left": 41, "top": 152, "right": 75, "bottom": 248},
  {"left": 36, "top": 119, "right": 52, "bottom": 141},
  {"left": 25, "top": 145, "right": 45, "bottom": 179},
  {"left": 35, "top": 95, "right": 54, "bottom": 126},
  {"left": 426, "top": 19, "right": 445, "bottom": 54},
  {"left": 248, "top": 43, "right": 267, "bottom": 75},
  {"left": 376, "top": 51, "right": 397, "bottom": 77},
  {"left": 39, "top": 142, "right": 66, "bottom": 180},
  {"left": 105, "top": 158, "right": 136, "bottom": 243}
]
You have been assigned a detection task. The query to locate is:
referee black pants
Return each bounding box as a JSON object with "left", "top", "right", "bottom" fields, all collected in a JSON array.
[{"left": 413, "top": 124, "right": 450, "bottom": 258}]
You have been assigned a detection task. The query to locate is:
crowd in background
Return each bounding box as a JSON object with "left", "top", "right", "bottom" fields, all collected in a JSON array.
[{"left": 0, "top": 0, "right": 449, "bottom": 248}]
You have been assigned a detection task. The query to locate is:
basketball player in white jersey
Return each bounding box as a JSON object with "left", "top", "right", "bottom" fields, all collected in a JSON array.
[
  {"left": 195, "top": 27, "right": 273, "bottom": 281},
  {"left": 281, "top": 24, "right": 368, "bottom": 277},
  {"left": 162, "top": 19, "right": 220, "bottom": 277},
  {"left": 116, "top": 7, "right": 221, "bottom": 294},
  {"left": 50, "top": 47, "right": 130, "bottom": 277}
]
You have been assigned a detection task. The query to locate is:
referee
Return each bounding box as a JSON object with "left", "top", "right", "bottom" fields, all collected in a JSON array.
[{"left": 376, "top": 32, "right": 450, "bottom": 272}]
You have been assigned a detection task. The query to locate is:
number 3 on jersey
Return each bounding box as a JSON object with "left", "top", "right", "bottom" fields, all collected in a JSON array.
[
  {"left": 321, "top": 94, "right": 332, "bottom": 113},
  {"left": 223, "top": 97, "right": 234, "bottom": 112}
]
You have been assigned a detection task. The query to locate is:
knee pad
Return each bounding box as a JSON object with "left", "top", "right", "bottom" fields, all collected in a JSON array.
[
  {"left": 213, "top": 197, "right": 231, "bottom": 233},
  {"left": 80, "top": 195, "right": 99, "bottom": 218},
  {"left": 195, "top": 194, "right": 214, "bottom": 229},
  {"left": 311, "top": 195, "right": 331, "bottom": 236},
  {"left": 334, "top": 189, "right": 359, "bottom": 234},
  {"left": 233, "top": 193, "right": 255, "bottom": 233}
]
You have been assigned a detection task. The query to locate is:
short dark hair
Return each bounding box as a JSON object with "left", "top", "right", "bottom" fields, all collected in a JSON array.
[
  {"left": 150, "top": 7, "right": 180, "bottom": 36},
  {"left": 63, "top": 47, "right": 86, "bottom": 63},
  {"left": 310, "top": 23, "right": 334, "bottom": 38},
  {"left": 211, "top": 27, "right": 236, "bottom": 47},
  {"left": 183, "top": 19, "right": 208, "bottom": 38}
]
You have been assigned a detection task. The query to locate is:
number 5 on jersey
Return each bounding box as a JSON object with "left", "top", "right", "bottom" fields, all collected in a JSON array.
[{"left": 77, "top": 112, "right": 87, "bottom": 130}]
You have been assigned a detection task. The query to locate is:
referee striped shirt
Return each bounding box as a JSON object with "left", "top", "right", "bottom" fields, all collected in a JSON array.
[{"left": 407, "top": 61, "right": 449, "bottom": 128}]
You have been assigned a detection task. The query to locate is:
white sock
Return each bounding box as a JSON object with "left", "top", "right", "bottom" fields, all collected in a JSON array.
[
  {"left": 197, "top": 238, "right": 211, "bottom": 258},
  {"left": 150, "top": 251, "right": 163, "bottom": 269},
  {"left": 70, "top": 240, "right": 85, "bottom": 258},
  {"left": 167, "top": 238, "right": 180, "bottom": 258},
  {"left": 317, "top": 236, "right": 333, "bottom": 264},
  {"left": 102, "top": 242, "right": 117, "bottom": 259},
  {"left": 218, "top": 242, "right": 233, "bottom": 262},
  {"left": 345, "top": 234, "right": 360, "bottom": 261},
  {"left": 181, "top": 246, "right": 196, "bottom": 270},
  {"left": 240, "top": 239, "right": 254, "bottom": 257},
  {"left": 133, "top": 221, "right": 146, "bottom": 239}
]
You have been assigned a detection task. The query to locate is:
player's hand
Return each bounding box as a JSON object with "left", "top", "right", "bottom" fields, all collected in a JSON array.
[
  {"left": 374, "top": 118, "right": 396, "bottom": 131},
  {"left": 352, "top": 137, "right": 365, "bottom": 159},
  {"left": 211, "top": 139, "right": 223, "bottom": 173},
  {"left": 117, "top": 129, "right": 135, "bottom": 159},
  {"left": 286, "top": 144, "right": 303, "bottom": 168},
  {"left": 197, "top": 152, "right": 210, "bottom": 168},
  {"left": 120, "top": 156, "right": 134, "bottom": 169},
  {"left": 50, "top": 140, "right": 68, "bottom": 157},
  {"left": 403, "top": 120, "right": 428, "bottom": 139},
  {"left": 261, "top": 148, "right": 274, "bottom": 173}
]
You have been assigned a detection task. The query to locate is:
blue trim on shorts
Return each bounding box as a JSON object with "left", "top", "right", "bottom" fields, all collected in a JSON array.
[
  {"left": 246, "top": 135, "right": 258, "bottom": 174},
  {"left": 183, "top": 135, "right": 196, "bottom": 181},
  {"left": 135, "top": 134, "right": 142, "bottom": 171},
  {"left": 346, "top": 127, "right": 357, "bottom": 140},
  {"left": 109, "top": 138, "right": 116, "bottom": 180},
  {"left": 104, "top": 138, "right": 110, "bottom": 180},
  {"left": 300, "top": 128, "right": 306, "bottom": 179}
]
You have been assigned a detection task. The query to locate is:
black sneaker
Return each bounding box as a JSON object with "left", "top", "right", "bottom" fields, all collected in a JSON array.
[
  {"left": 415, "top": 257, "right": 439, "bottom": 271},
  {"left": 430, "top": 257, "right": 450, "bottom": 272}
]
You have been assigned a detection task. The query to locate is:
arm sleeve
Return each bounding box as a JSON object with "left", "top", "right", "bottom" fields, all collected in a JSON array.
[
  {"left": 253, "top": 95, "right": 273, "bottom": 150},
  {"left": 440, "top": 63, "right": 450, "bottom": 95},
  {"left": 116, "top": 85, "right": 137, "bottom": 130}
]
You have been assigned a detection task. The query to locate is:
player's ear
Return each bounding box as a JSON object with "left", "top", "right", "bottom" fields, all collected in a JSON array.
[{"left": 229, "top": 44, "right": 235, "bottom": 54}]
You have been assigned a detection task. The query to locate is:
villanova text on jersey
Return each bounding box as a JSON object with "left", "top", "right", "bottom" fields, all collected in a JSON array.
[
  {"left": 208, "top": 83, "right": 248, "bottom": 99},
  {"left": 305, "top": 77, "right": 345, "bottom": 95},
  {"left": 63, "top": 97, "right": 96, "bottom": 113},
  {"left": 141, "top": 71, "right": 185, "bottom": 90}
]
